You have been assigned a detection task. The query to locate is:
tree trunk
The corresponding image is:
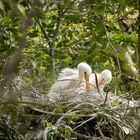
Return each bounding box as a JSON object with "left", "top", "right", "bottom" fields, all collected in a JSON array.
[
  {"left": 136, "top": 1, "right": 140, "bottom": 140},
  {"left": 0, "top": 1, "right": 35, "bottom": 98},
  {"left": 50, "top": 45, "right": 55, "bottom": 78},
  {"left": 137, "top": 0, "right": 140, "bottom": 79}
]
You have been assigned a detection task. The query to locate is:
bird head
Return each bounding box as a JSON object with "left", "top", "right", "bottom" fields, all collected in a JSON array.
[
  {"left": 98, "top": 69, "right": 112, "bottom": 86},
  {"left": 78, "top": 62, "right": 92, "bottom": 92}
]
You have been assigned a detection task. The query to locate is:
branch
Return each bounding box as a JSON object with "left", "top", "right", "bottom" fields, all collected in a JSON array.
[
  {"left": 0, "top": 1, "right": 35, "bottom": 97},
  {"left": 136, "top": 1, "right": 140, "bottom": 139},
  {"left": 51, "top": 4, "right": 61, "bottom": 43},
  {"left": 137, "top": 0, "right": 140, "bottom": 81},
  {"left": 73, "top": 114, "right": 97, "bottom": 130},
  {"left": 95, "top": 73, "right": 101, "bottom": 93},
  {"left": 35, "top": 17, "right": 52, "bottom": 49}
]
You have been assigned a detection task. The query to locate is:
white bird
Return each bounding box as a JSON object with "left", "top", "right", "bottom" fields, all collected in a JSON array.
[
  {"left": 48, "top": 62, "right": 92, "bottom": 102},
  {"left": 89, "top": 69, "right": 112, "bottom": 93}
]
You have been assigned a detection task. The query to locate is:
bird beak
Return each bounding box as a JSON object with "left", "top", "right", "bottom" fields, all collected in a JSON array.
[
  {"left": 98, "top": 79, "right": 104, "bottom": 87},
  {"left": 84, "top": 74, "right": 90, "bottom": 92}
]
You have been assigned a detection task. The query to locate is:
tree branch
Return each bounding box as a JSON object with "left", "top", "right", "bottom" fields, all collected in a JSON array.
[
  {"left": 35, "top": 17, "right": 52, "bottom": 49},
  {"left": 0, "top": 1, "right": 35, "bottom": 97},
  {"left": 137, "top": 0, "right": 140, "bottom": 81}
]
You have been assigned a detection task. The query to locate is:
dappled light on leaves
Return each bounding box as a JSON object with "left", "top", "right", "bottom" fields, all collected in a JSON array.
[{"left": 0, "top": 0, "right": 139, "bottom": 139}]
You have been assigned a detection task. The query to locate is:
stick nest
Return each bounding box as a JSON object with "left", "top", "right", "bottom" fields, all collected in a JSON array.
[{"left": 0, "top": 78, "right": 139, "bottom": 140}]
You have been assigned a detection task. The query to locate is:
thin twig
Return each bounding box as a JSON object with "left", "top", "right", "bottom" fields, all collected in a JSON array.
[
  {"left": 56, "top": 79, "right": 96, "bottom": 88},
  {"left": 95, "top": 73, "right": 100, "bottom": 93},
  {"left": 103, "top": 91, "right": 109, "bottom": 105},
  {"left": 73, "top": 113, "right": 97, "bottom": 130}
]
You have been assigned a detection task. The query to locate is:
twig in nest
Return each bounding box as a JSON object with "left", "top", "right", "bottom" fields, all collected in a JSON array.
[
  {"left": 73, "top": 113, "right": 97, "bottom": 130},
  {"left": 62, "top": 125, "right": 95, "bottom": 139},
  {"left": 56, "top": 79, "right": 96, "bottom": 92},
  {"left": 27, "top": 106, "right": 94, "bottom": 118},
  {"left": 98, "top": 125, "right": 105, "bottom": 138},
  {"left": 57, "top": 79, "right": 96, "bottom": 87},
  {"left": 95, "top": 73, "right": 102, "bottom": 95},
  {"left": 103, "top": 91, "right": 109, "bottom": 105}
]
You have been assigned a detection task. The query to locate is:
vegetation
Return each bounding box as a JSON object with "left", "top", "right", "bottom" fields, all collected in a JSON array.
[{"left": 0, "top": 0, "right": 140, "bottom": 139}]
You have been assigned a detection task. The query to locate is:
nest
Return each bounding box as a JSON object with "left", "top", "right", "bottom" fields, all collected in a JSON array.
[{"left": 0, "top": 78, "right": 139, "bottom": 140}]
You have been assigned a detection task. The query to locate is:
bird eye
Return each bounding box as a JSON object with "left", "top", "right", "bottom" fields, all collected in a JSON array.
[{"left": 84, "top": 72, "right": 87, "bottom": 75}]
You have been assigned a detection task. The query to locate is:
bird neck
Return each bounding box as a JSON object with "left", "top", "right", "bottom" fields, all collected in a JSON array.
[{"left": 78, "top": 71, "right": 84, "bottom": 80}]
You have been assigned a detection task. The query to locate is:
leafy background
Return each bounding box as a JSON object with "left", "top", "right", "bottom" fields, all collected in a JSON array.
[{"left": 0, "top": 0, "right": 139, "bottom": 139}]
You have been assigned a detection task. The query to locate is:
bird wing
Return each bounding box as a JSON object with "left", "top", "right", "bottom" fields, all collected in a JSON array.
[{"left": 58, "top": 68, "right": 78, "bottom": 79}]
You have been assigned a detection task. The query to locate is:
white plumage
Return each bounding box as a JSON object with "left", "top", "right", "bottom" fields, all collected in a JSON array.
[
  {"left": 48, "top": 62, "right": 92, "bottom": 102},
  {"left": 89, "top": 69, "right": 112, "bottom": 93}
]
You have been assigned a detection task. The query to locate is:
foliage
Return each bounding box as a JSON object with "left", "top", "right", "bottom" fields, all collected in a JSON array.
[{"left": 0, "top": 0, "right": 139, "bottom": 139}]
